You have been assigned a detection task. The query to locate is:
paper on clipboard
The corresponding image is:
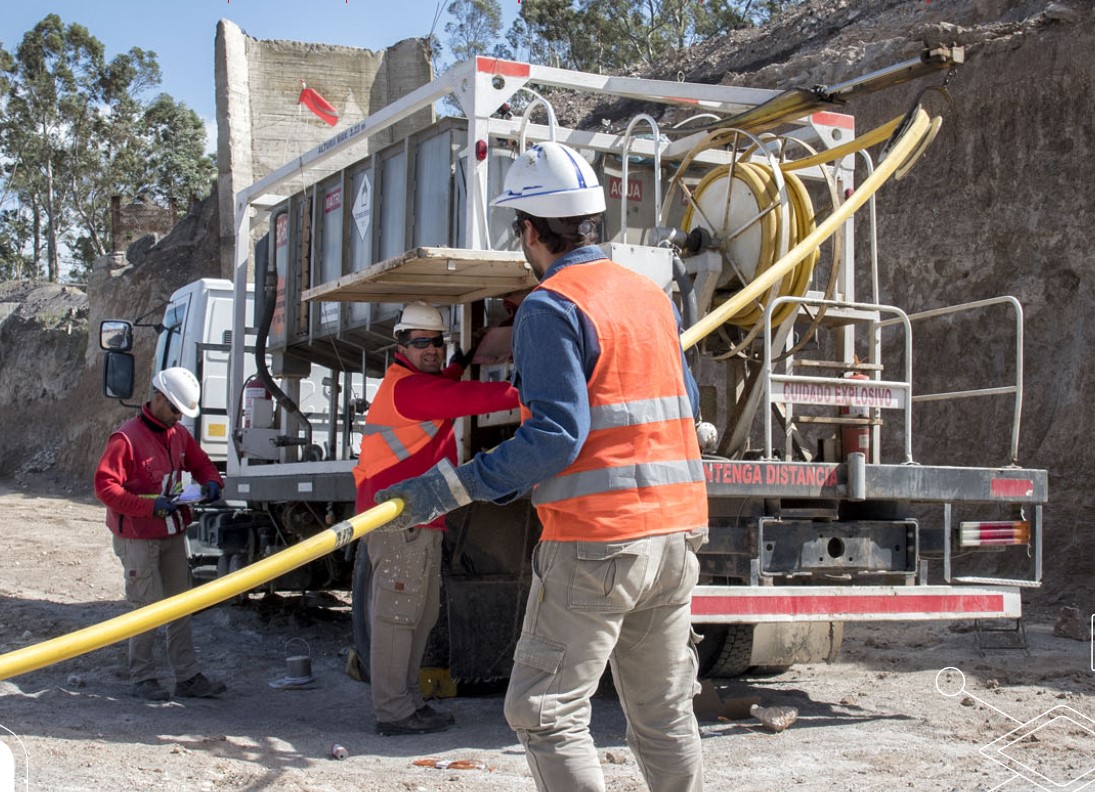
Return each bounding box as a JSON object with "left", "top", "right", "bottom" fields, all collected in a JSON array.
[{"left": 172, "top": 483, "right": 204, "bottom": 504}]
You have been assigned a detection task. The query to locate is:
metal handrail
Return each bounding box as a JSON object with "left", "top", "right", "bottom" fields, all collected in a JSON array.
[
  {"left": 619, "top": 114, "right": 662, "bottom": 242},
  {"left": 763, "top": 295, "right": 913, "bottom": 463},
  {"left": 517, "top": 89, "right": 558, "bottom": 151},
  {"left": 879, "top": 296, "right": 1024, "bottom": 466}
]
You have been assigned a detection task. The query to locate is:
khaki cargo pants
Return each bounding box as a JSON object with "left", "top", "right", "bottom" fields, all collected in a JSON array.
[
  {"left": 112, "top": 534, "right": 200, "bottom": 684},
  {"left": 366, "top": 526, "right": 443, "bottom": 723},
  {"left": 504, "top": 528, "right": 706, "bottom": 792}
]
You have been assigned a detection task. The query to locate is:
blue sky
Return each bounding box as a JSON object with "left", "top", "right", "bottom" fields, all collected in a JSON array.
[{"left": 1, "top": 1, "right": 519, "bottom": 151}]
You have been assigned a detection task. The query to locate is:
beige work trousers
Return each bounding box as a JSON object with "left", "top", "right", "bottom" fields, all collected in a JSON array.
[
  {"left": 112, "top": 533, "right": 200, "bottom": 684},
  {"left": 504, "top": 528, "right": 706, "bottom": 792},
  {"left": 365, "top": 526, "right": 443, "bottom": 722}
]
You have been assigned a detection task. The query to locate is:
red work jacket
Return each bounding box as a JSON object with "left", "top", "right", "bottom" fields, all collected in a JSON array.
[{"left": 94, "top": 405, "right": 223, "bottom": 540}]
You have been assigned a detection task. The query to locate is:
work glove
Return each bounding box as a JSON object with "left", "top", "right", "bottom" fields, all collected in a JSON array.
[
  {"left": 153, "top": 496, "right": 179, "bottom": 519},
  {"left": 201, "top": 481, "right": 222, "bottom": 503},
  {"left": 449, "top": 347, "right": 474, "bottom": 369},
  {"left": 375, "top": 458, "right": 472, "bottom": 532}
]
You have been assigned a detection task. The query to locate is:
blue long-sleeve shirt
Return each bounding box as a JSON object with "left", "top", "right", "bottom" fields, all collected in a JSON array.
[{"left": 458, "top": 245, "right": 700, "bottom": 504}]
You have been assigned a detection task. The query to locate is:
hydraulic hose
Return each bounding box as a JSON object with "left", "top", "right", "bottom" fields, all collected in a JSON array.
[
  {"left": 681, "top": 106, "right": 936, "bottom": 351},
  {"left": 0, "top": 499, "right": 405, "bottom": 681},
  {"left": 252, "top": 242, "right": 316, "bottom": 459}
]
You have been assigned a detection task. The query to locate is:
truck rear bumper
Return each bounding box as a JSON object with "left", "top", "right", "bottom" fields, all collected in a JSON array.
[{"left": 691, "top": 584, "right": 1021, "bottom": 623}]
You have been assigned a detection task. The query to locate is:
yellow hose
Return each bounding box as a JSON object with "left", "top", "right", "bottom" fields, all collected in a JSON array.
[
  {"left": 681, "top": 106, "right": 935, "bottom": 351},
  {"left": 0, "top": 499, "right": 404, "bottom": 681}
]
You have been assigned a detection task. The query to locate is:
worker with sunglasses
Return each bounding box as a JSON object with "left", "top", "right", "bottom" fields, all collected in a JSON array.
[
  {"left": 353, "top": 302, "right": 519, "bottom": 735},
  {"left": 94, "top": 367, "right": 227, "bottom": 701}
]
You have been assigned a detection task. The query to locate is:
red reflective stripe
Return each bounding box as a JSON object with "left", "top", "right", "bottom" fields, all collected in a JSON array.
[
  {"left": 476, "top": 57, "right": 530, "bottom": 77},
  {"left": 811, "top": 111, "right": 855, "bottom": 130},
  {"left": 691, "top": 593, "right": 1006, "bottom": 617},
  {"left": 991, "top": 478, "right": 1033, "bottom": 497}
]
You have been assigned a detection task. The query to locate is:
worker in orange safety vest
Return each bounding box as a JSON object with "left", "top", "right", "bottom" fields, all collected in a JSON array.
[
  {"left": 377, "top": 142, "right": 709, "bottom": 791},
  {"left": 353, "top": 302, "right": 519, "bottom": 736}
]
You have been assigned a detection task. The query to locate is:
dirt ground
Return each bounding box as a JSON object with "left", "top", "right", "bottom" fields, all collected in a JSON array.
[{"left": 0, "top": 477, "right": 1091, "bottom": 792}]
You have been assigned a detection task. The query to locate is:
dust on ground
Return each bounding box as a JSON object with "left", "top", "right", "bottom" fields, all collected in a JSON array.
[{"left": 0, "top": 477, "right": 1091, "bottom": 792}]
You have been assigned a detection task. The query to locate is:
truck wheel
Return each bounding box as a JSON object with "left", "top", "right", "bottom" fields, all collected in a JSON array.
[
  {"left": 350, "top": 539, "right": 373, "bottom": 684},
  {"left": 749, "top": 621, "right": 843, "bottom": 674},
  {"left": 696, "top": 624, "right": 754, "bottom": 678}
]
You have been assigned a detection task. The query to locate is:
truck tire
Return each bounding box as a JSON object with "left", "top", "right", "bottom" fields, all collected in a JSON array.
[
  {"left": 350, "top": 539, "right": 373, "bottom": 684},
  {"left": 749, "top": 621, "right": 844, "bottom": 674},
  {"left": 696, "top": 624, "right": 754, "bottom": 678}
]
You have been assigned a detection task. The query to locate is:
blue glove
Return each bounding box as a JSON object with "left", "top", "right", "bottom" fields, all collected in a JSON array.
[
  {"left": 153, "top": 496, "right": 178, "bottom": 518},
  {"left": 201, "top": 481, "right": 222, "bottom": 503},
  {"left": 375, "top": 459, "right": 472, "bottom": 532}
]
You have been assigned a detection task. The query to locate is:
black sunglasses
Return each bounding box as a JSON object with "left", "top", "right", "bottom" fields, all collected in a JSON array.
[{"left": 404, "top": 336, "right": 445, "bottom": 349}]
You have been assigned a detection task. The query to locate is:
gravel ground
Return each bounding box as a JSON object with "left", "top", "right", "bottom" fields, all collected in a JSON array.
[{"left": 0, "top": 479, "right": 1092, "bottom": 792}]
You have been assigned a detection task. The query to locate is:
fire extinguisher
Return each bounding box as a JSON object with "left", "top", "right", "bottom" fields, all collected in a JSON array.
[
  {"left": 841, "top": 372, "right": 870, "bottom": 460},
  {"left": 242, "top": 376, "right": 274, "bottom": 430}
]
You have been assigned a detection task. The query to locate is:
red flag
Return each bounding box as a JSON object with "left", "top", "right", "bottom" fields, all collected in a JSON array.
[{"left": 298, "top": 82, "right": 338, "bottom": 126}]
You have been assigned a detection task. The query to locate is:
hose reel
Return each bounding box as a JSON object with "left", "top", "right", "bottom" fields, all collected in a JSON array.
[{"left": 680, "top": 158, "right": 819, "bottom": 329}]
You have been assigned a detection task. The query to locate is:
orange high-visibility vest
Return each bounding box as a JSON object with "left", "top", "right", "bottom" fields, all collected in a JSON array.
[
  {"left": 353, "top": 364, "right": 446, "bottom": 489},
  {"left": 528, "top": 259, "right": 708, "bottom": 542}
]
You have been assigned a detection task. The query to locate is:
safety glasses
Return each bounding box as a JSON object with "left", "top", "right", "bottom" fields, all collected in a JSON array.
[{"left": 404, "top": 336, "right": 445, "bottom": 350}]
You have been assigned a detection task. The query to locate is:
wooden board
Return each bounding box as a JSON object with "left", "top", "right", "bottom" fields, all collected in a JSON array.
[{"left": 302, "top": 247, "right": 537, "bottom": 305}]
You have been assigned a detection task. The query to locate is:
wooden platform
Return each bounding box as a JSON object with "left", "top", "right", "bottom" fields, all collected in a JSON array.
[{"left": 302, "top": 247, "right": 536, "bottom": 305}]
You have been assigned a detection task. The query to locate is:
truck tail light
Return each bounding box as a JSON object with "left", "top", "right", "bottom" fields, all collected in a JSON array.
[{"left": 958, "top": 520, "right": 1030, "bottom": 547}]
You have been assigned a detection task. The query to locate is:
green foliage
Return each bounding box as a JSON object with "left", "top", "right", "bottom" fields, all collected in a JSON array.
[
  {"left": 448, "top": 0, "right": 803, "bottom": 73},
  {"left": 445, "top": 0, "right": 504, "bottom": 62},
  {"left": 0, "top": 15, "right": 213, "bottom": 284}
]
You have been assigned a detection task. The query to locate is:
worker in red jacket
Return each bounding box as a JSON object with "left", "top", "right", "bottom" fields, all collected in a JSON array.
[
  {"left": 94, "top": 367, "right": 227, "bottom": 701},
  {"left": 353, "top": 302, "right": 519, "bottom": 735}
]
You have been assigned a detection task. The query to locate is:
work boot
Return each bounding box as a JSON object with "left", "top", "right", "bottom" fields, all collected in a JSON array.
[
  {"left": 376, "top": 707, "right": 452, "bottom": 736},
  {"left": 131, "top": 679, "right": 170, "bottom": 701},
  {"left": 417, "top": 704, "right": 455, "bottom": 726},
  {"left": 175, "top": 672, "right": 227, "bottom": 698}
]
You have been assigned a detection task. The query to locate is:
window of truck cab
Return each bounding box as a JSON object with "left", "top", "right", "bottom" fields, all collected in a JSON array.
[{"left": 154, "top": 295, "right": 191, "bottom": 372}]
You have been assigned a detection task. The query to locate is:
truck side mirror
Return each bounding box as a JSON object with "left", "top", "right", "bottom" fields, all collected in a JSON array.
[
  {"left": 103, "top": 351, "right": 136, "bottom": 399},
  {"left": 100, "top": 320, "right": 134, "bottom": 352}
]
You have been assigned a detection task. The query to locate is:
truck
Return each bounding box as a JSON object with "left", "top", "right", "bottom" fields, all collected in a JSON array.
[{"left": 101, "top": 49, "right": 1046, "bottom": 682}]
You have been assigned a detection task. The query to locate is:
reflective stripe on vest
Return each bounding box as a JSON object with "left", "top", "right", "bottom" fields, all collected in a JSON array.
[
  {"left": 589, "top": 394, "right": 693, "bottom": 431},
  {"left": 360, "top": 420, "right": 439, "bottom": 462},
  {"left": 533, "top": 458, "right": 705, "bottom": 505}
]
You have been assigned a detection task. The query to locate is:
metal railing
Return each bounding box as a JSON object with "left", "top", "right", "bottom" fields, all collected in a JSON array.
[
  {"left": 880, "top": 296, "right": 1024, "bottom": 466},
  {"left": 763, "top": 295, "right": 913, "bottom": 462}
]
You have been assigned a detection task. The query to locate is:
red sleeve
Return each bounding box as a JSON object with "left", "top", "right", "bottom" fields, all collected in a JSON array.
[
  {"left": 94, "top": 434, "right": 156, "bottom": 519},
  {"left": 394, "top": 373, "right": 519, "bottom": 422}
]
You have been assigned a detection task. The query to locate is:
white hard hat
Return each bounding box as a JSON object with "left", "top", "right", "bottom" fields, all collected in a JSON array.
[
  {"left": 490, "top": 141, "right": 606, "bottom": 218},
  {"left": 151, "top": 367, "right": 201, "bottom": 418},
  {"left": 393, "top": 302, "right": 447, "bottom": 338}
]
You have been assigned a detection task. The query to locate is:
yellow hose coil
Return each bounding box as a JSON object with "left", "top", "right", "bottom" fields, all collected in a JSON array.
[
  {"left": 682, "top": 106, "right": 937, "bottom": 350},
  {"left": 0, "top": 499, "right": 405, "bottom": 681}
]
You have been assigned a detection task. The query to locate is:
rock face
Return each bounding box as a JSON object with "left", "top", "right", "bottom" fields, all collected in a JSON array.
[
  {"left": 0, "top": 193, "right": 220, "bottom": 489},
  {"left": 0, "top": 1, "right": 1090, "bottom": 594}
]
